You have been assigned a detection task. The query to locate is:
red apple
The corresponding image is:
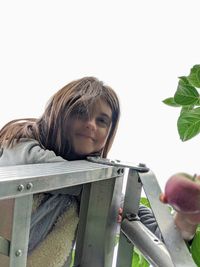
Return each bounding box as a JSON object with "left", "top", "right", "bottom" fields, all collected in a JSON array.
[{"left": 161, "top": 173, "right": 200, "bottom": 214}]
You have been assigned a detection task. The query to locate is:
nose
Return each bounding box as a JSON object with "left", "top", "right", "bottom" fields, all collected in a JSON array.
[{"left": 85, "top": 118, "right": 97, "bottom": 131}]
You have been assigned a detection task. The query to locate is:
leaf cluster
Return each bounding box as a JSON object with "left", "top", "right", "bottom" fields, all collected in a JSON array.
[{"left": 163, "top": 64, "right": 200, "bottom": 141}]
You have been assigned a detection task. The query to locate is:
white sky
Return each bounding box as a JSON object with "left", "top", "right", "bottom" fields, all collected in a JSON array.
[{"left": 1, "top": 1, "right": 200, "bottom": 190}]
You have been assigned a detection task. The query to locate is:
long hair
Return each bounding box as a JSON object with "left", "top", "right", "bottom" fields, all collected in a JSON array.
[{"left": 0, "top": 77, "right": 120, "bottom": 159}]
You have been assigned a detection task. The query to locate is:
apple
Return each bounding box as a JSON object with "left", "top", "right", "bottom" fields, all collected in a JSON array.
[{"left": 160, "top": 173, "right": 200, "bottom": 215}]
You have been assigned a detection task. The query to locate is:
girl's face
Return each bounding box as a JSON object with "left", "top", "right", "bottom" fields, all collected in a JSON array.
[{"left": 68, "top": 98, "right": 112, "bottom": 156}]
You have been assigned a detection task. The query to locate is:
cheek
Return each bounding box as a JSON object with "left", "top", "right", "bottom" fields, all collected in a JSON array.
[
  {"left": 98, "top": 128, "right": 111, "bottom": 146},
  {"left": 68, "top": 119, "right": 79, "bottom": 135},
  {"left": 66, "top": 121, "right": 78, "bottom": 144}
]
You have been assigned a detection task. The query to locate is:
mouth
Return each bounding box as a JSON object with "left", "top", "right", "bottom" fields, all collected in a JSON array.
[{"left": 76, "top": 133, "right": 95, "bottom": 141}]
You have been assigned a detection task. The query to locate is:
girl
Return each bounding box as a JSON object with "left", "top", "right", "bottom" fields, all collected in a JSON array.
[{"left": 0, "top": 76, "right": 120, "bottom": 267}]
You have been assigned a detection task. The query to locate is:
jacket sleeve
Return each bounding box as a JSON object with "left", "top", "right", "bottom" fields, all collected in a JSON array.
[
  {"left": 17, "top": 138, "right": 66, "bottom": 164},
  {"left": 0, "top": 138, "right": 65, "bottom": 166},
  {"left": 138, "top": 204, "right": 163, "bottom": 240},
  {"left": 0, "top": 138, "right": 82, "bottom": 196}
]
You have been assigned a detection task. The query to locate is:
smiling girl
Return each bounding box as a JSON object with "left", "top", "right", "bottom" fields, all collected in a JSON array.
[{"left": 0, "top": 77, "right": 120, "bottom": 267}]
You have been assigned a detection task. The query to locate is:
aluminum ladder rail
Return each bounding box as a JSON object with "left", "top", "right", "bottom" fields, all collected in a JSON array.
[
  {"left": 0, "top": 158, "right": 197, "bottom": 267},
  {"left": 0, "top": 160, "right": 123, "bottom": 267},
  {"left": 88, "top": 157, "right": 196, "bottom": 267}
]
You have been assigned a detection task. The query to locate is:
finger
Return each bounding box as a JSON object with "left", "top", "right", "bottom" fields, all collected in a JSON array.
[{"left": 118, "top": 207, "right": 123, "bottom": 214}]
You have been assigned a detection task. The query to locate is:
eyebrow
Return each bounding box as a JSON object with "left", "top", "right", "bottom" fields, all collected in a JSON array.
[{"left": 100, "top": 113, "right": 112, "bottom": 120}]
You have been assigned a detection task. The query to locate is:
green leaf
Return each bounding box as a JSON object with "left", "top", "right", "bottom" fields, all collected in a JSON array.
[
  {"left": 187, "top": 65, "right": 200, "bottom": 88},
  {"left": 69, "top": 249, "right": 75, "bottom": 267},
  {"left": 174, "top": 78, "right": 199, "bottom": 106},
  {"left": 177, "top": 107, "right": 200, "bottom": 141},
  {"left": 162, "top": 97, "right": 181, "bottom": 107},
  {"left": 178, "top": 76, "right": 191, "bottom": 85},
  {"left": 132, "top": 252, "right": 140, "bottom": 267},
  {"left": 180, "top": 105, "right": 194, "bottom": 114},
  {"left": 132, "top": 249, "right": 150, "bottom": 267},
  {"left": 140, "top": 197, "right": 151, "bottom": 208},
  {"left": 191, "top": 228, "right": 200, "bottom": 266}
]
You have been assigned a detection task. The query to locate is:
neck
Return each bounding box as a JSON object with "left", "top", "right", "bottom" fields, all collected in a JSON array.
[
  {"left": 66, "top": 153, "right": 87, "bottom": 161},
  {"left": 65, "top": 150, "right": 102, "bottom": 161}
]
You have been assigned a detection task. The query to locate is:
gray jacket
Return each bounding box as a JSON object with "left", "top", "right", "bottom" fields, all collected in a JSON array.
[
  {"left": 0, "top": 138, "right": 80, "bottom": 267},
  {"left": 0, "top": 138, "right": 82, "bottom": 195}
]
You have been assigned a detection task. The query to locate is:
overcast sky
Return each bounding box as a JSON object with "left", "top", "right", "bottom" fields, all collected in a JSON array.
[{"left": 1, "top": 1, "right": 200, "bottom": 190}]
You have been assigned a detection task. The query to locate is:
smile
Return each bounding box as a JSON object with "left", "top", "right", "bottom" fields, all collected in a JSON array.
[{"left": 76, "top": 134, "right": 95, "bottom": 141}]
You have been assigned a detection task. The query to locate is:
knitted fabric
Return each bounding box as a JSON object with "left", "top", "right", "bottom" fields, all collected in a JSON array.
[{"left": 27, "top": 200, "right": 79, "bottom": 267}]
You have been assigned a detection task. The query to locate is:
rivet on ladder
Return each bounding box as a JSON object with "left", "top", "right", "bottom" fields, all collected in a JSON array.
[
  {"left": 17, "top": 184, "right": 24, "bottom": 192},
  {"left": 26, "top": 182, "right": 33, "bottom": 190},
  {"left": 15, "top": 249, "right": 22, "bottom": 257},
  {"left": 117, "top": 168, "right": 124, "bottom": 175}
]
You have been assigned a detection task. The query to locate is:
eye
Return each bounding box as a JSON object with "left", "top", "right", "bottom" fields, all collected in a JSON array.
[{"left": 97, "top": 117, "right": 111, "bottom": 127}]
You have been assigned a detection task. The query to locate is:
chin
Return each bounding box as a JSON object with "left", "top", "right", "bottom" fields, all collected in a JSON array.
[
  {"left": 75, "top": 149, "right": 93, "bottom": 156},
  {"left": 79, "top": 151, "right": 93, "bottom": 157},
  {"left": 73, "top": 146, "right": 94, "bottom": 156}
]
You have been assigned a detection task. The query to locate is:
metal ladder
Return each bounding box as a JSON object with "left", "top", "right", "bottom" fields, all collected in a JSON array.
[{"left": 0, "top": 158, "right": 196, "bottom": 267}]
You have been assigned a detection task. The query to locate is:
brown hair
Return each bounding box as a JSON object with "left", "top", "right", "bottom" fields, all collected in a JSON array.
[{"left": 0, "top": 77, "right": 120, "bottom": 159}]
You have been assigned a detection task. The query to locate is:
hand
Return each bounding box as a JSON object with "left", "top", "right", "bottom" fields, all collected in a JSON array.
[
  {"left": 117, "top": 207, "right": 123, "bottom": 223},
  {"left": 160, "top": 192, "right": 199, "bottom": 240},
  {"left": 173, "top": 212, "right": 199, "bottom": 240},
  {"left": 159, "top": 172, "right": 200, "bottom": 240}
]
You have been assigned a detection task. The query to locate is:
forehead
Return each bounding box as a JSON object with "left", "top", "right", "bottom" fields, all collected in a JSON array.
[{"left": 90, "top": 98, "right": 112, "bottom": 117}]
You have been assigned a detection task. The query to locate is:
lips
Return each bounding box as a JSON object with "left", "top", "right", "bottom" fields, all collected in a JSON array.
[{"left": 76, "top": 133, "right": 95, "bottom": 141}]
